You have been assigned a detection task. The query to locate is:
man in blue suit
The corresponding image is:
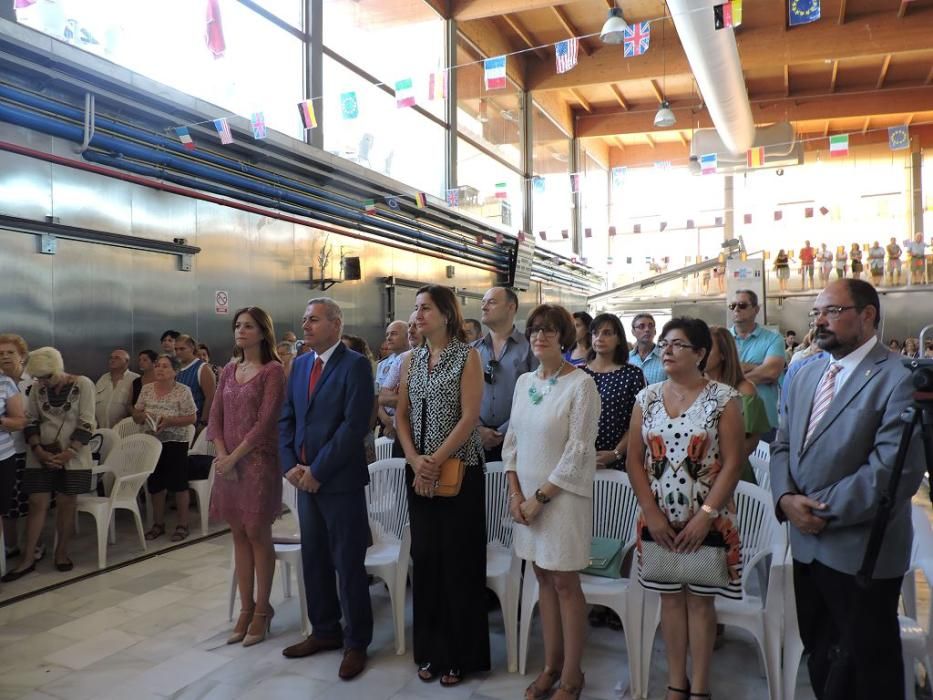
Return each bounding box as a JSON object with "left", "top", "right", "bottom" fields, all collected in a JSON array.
[{"left": 279, "top": 297, "right": 374, "bottom": 680}]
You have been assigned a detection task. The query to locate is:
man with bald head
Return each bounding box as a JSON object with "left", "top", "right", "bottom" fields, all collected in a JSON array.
[
  {"left": 95, "top": 348, "right": 139, "bottom": 428},
  {"left": 375, "top": 320, "right": 408, "bottom": 438}
]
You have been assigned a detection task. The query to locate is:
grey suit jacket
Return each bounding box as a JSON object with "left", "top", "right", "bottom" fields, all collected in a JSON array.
[{"left": 770, "top": 341, "right": 925, "bottom": 578}]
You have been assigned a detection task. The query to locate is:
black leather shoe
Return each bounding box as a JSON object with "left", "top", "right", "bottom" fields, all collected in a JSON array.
[{"left": 1, "top": 562, "right": 36, "bottom": 582}]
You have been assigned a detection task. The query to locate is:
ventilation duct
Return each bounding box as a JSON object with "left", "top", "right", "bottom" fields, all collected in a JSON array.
[
  {"left": 666, "top": 0, "right": 755, "bottom": 155},
  {"left": 688, "top": 123, "right": 803, "bottom": 173}
]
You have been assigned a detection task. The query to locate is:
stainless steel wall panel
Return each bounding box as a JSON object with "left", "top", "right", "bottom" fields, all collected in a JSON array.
[
  {"left": 0, "top": 142, "right": 53, "bottom": 220},
  {"left": 0, "top": 230, "right": 53, "bottom": 349},
  {"left": 129, "top": 186, "right": 198, "bottom": 243},
  {"left": 50, "top": 163, "right": 133, "bottom": 236}
]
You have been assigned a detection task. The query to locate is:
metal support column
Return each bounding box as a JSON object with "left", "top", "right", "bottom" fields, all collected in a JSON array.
[
  {"left": 571, "top": 138, "right": 582, "bottom": 255},
  {"left": 908, "top": 141, "right": 924, "bottom": 238},
  {"left": 306, "top": 0, "right": 323, "bottom": 150},
  {"left": 445, "top": 19, "right": 458, "bottom": 192},
  {"left": 724, "top": 174, "right": 735, "bottom": 242},
  {"left": 522, "top": 91, "right": 534, "bottom": 238}
]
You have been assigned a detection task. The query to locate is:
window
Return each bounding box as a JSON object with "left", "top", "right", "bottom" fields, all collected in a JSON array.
[
  {"left": 455, "top": 36, "right": 522, "bottom": 168},
  {"left": 323, "top": 56, "right": 446, "bottom": 198},
  {"left": 456, "top": 138, "right": 523, "bottom": 233},
  {"left": 324, "top": 0, "right": 446, "bottom": 121},
  {"left": 580, "top": 152, "right": 609, "bottom": 267},
  {"left": 16, "top": 0, "right": 305, "bottom": 139},
  {"left": 243, "top": 0, "right": 304, "bottom": 29},
  {"left": 531, "top": 102, "right": 572, "bottom": 246}
]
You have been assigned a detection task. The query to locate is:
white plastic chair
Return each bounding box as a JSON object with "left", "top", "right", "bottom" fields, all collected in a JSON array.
[
  {"left": 228, "top": 478, "right": 311, "bottom": 637},
  {"left": 374, "top": 436, "right": 394, "bottom": 462},
  {"left": 517, "top": 470, "right": 645, "bottom": 698},
  {"left": 365, "top": 458, "right": 411, "bottom": 655},
  {"left": 75, "top": 434, "right": 163, "bottom": 569},
  {"left": 485, "top": 461, "right": 521, "bottom": 673},
  {"left": 114, "top": 416, "right": 143, "bottom": 440},
  {"left": 901, "top": 505, "right": 933, "bottom": 700},
  {"left": 781, "top": 545, "right": 805, "bottom": 700},
  {"left": 749, "top": 440, "right": 771, "bottom": 491},
  {"left": 641, "top": 481, "right": 786, "bottom": 700},
  {"left": 187, "top": 426, "right": 215, "bottom": 536},
  {"left": 90, "top": 428, "right": 120, "bottom": 495}
]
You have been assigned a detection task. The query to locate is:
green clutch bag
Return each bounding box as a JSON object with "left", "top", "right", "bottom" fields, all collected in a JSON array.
[{"left": 581, "top": 536, "right": 624, "bottom": 578}]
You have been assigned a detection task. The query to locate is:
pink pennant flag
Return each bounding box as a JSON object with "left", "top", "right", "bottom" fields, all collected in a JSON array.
[
  {"left": 428, "top": 70, "right": 448, "bottom": 100},
  {"left": 205, "top": 0, "right": 226, "bottom": 59}
]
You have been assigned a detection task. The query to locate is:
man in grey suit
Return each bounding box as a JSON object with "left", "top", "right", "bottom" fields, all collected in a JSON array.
[{"left": 772, "top": 279, "right": 925, "bottom": 699}]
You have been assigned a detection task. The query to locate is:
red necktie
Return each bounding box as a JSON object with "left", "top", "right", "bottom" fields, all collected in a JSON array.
[
  {"left": 301, "top": 357, "right": 324, "bottom": 463},
  {"left": 307, "top": 357, "right": 323, "bottom": 398}
]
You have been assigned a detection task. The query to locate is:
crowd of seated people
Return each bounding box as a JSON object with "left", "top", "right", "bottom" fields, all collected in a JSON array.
[{"left": 0, "top": 278, "right": 928, "bottom": 700}]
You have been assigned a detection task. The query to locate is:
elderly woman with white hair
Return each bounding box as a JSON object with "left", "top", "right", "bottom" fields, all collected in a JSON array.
[{"left": 2, "top": 347, "right": 96, "bottom": 581}]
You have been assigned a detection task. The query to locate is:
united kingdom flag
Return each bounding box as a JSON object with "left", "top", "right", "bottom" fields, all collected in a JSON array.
[{"left": 623, "top": 21, "right": 651, "bottom": 58}]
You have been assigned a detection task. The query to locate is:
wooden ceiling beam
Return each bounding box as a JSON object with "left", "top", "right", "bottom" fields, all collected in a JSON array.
[
  {"left": 501, "top": 14, "right": 546, "bottom": 60},
  {"left": 926, "top": 64, "right": 933, "bottom": 85},
  {"left": 644, "top": 133, "right": 656, "bottom": 149},
  {"left": 838, "top": 0, "right": 848, "bottom": 24},
  {"left": 897, "top": 0, "right": 910, "bottom": 20},
  {"left": 822, "top": 121, "right": 830, "bottom": 137},
  {"left": 830, "top": 60, "right": 839, "bottom": 92},
  {"left": 550, "top": 6, "right": 590, "bottom": 56},
  {"left": 458, "top": 19, "right": 527, "bottom": 89},
  {"left": 649, "top": 79, "right": 666, "bottom": 104},
  {"left": 677, "top": 131, "right": 688, "bottom": 147},
  {"left": 861, "top": 117, "right": 871, "bottom": 134},
  {"left": 784, "top": 65, "right": 790, "bottom": 97},
  {"left": 569, "top": 88, "right": 592, "bottom": 112},
  {"left": 609, "top": 84, "right": 630, "bottom": 110},
  {"left": 527, "top": 10, "right": 933, "bottom": 91},
  {"left": 905, "top": 113, "right": 915, "bottom": 125},
  {"left": 613, "top": 136, "right": 626, "bottom": 151},
  {"left": 453, "top": 0, "right": 563, "bottom": 21},
  {"left": 876, "top": 54, "right": 892, "bottom": 89},
  {"left": 576, "top": 86, "right": 933, "bottom": 137}
]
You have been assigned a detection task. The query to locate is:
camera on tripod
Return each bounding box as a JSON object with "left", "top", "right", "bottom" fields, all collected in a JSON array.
[{"left": 904, "top": 325, "right": 933, "bottom": 394}]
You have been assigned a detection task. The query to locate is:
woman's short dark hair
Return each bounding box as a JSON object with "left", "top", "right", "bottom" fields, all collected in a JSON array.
[
  {"left": 660, "top": 317, "right": 713, "bottom": 372},
  {"left": 572, "top": 311, "right": 594, "bottom": 349},
  {"left": 415, "top": 285, "right": 467, "bottom": 343},
  {"left": 587, "top": 313, "right": 630, "bottom": 365},
  {"left": 138, "top": 349, "right": 158, "bottom": 363},
  {"left": 526, "top": 304, "right": 576, "bottom": 352}
]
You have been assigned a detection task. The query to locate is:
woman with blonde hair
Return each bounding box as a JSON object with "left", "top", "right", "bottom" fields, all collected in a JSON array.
[
  {"left": 705, "top": 327, "right": 769, "bottom": 482},
  {"left": 0, "top": 333, "right": 32, "bottom": 557},
  {"left": 2, "top": 347, "right": 96, "bottom": 580},
  {"left": 208, "top": 306, "right": 285, "bottom": 646}
]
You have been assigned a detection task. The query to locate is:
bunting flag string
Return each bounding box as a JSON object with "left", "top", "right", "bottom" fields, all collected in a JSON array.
[
  {"left": 789, "top": 0, "right": 820, "bottom": 26},
  {"left": 555, "top": 38, "right": 579, "bottom": 74},
  {"left": 484, "top": 56, "right": 508, "bottom": 90},
  {"left": 829, "top": 133, "right": 849, "bottom": 157},
  {"left": 297, "top": 99, "right": 317, "bottom": 130},
  {"left": 249, "top": 112, "right": 267, "bottom": 140},
  {"left": 340, "top": 91, "right": 359, "bottom": 120},
  {"left": 175, "top": 126, "right": 195, "bottom": 150},
  {"left": 213, "top": 117, "right": 233, "bottom": 144}
]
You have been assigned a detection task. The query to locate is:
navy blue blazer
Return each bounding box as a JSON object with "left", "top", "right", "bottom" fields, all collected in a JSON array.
[{"left": 278, "top": 342, "right": 374, "bottom": 493}]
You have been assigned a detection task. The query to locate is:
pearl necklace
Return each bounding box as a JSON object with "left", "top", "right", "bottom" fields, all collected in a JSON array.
[{"left": 528, "top": 361, "right": 566, "bottom": 405}]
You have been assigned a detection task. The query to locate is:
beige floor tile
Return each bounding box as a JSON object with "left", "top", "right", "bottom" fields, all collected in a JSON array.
[{"left": 44, "top": 628, "right": 144, "bottom": 670}]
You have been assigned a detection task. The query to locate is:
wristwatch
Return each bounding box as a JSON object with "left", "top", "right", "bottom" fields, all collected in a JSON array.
[
  {"left": 534, "top": 488, "right": 551, "bottom": 504},
  {"left": 700, "top": 504, "right": 719, "bottom": 520},
  {"left": 612, "top": 448, "right": 622, "bottom": 462}
]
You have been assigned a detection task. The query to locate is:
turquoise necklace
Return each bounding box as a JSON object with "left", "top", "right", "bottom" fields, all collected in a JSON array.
[{"left": 528, "top": 361, "right": 566, "bottom": 405}]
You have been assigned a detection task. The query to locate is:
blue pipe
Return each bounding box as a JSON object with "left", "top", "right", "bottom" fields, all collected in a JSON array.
[
  {"left": 0, "top": 97, "right": 506, "bottom": 268},
  {"left": 0, "top": 83, "right": 500, "bottom": 256},
  {"left": 81, "top": 151, "right": 494, "bottom": 267}
]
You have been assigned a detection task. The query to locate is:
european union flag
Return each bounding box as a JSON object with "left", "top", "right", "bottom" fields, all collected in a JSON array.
[
  {"left": 888, "top": 125, "right": 910, "bottom": 151},
  {"left": 789, "top": 0, "right": 820, "bottom": 26}
]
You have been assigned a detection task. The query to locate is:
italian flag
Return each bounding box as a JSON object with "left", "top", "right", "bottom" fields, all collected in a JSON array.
[
  {"left": 395, "top": 78, "right": 416, "bottom": 109},
  {"left": 829, "top": 134, "right": 849, "bottom": 157}
]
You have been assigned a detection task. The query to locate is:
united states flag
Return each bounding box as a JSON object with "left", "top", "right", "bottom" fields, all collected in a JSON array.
[
  {"left": 555, "top": 38, "right": 578, "bottom": 74},
  {"left": 623, "top": 21, "right": 651, "bottom": 58},
  {"left": 213, "top": 118, "right": 233, "bottom": 144}
]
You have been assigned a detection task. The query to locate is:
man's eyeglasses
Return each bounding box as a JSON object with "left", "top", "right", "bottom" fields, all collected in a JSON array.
[
  {"left": 728, "top": 302, "right": 753, "bottom": 311},
  {"left": 807, "top": 305, "right": 859, "bottom": 320},
  {"left": 657, "top": 340, "right": 696, "bottom": 352},
  {"left": 632, "top": 323, "right": 655, "bottom": 331},
  {"left": 527, "top": 326, "right": 559, "bottom": 339},
  {"left": 484, "top": 359, "right": 500, "bottom": 385}
]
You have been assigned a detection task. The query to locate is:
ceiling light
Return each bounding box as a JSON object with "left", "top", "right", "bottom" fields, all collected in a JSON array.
[
  {"left": 654, "top": 100, "right": 676, "bottom": 128},
  {"left": 600, "top": 8, "right": 628, "bottom": 45}
]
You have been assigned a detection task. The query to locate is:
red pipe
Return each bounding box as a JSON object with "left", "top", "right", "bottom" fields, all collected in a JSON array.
[{"left": 0, "top": 139, "right": 497, "bottom": 273}]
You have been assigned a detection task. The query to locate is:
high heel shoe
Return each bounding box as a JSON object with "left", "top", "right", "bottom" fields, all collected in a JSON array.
[
  {"left": 553, "top": 674, "right": 585, "bottom": 700},
  {"left": 226, "top": 608, "right": 254, "bottom": 644},
  {"left": 242, "top": 608, "right": 274, "bottom": 647}
]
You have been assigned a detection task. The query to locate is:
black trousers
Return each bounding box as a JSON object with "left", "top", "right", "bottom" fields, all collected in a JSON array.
[
  {"left": 406, "top": 464, "right": 490, "bottom": 673},
  {"left": 793, "top": 559, "right": 904, "bottom": 700}
]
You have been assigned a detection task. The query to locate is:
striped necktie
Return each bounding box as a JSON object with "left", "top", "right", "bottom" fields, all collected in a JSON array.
[{"left": 804, "top": 363, "right": 841, "bottom": 446}]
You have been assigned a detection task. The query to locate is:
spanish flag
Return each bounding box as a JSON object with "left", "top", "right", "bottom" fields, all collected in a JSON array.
[
  {"left": 298, "top": 99, "right": 317, "bottom": 130},
  {"left": 414, "top": 192, "right": 427, "bottom": 209},
  {"left": 746, "top": 146, "right": 764, "bottom": 168}
]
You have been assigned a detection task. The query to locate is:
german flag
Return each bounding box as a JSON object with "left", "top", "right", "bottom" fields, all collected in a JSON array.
[{"left": 746, "top": 146, "right": 764, "bottom": 168}]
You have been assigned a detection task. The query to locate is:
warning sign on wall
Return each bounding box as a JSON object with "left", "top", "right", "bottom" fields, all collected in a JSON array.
[{"left": 215, "top": 290, "right": 229, "bottom": 315}]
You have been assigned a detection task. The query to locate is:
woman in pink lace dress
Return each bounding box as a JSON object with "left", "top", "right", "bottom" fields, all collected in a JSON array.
[{"left": 207, "top": 306, "right": 285, "bottom": 648}]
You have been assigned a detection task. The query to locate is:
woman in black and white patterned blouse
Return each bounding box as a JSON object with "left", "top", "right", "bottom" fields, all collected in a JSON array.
[{"left": 395, "top": 284, "right": 488, "bottom": 687}]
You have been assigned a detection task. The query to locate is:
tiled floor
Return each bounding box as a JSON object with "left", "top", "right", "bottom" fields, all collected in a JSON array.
[{"left": 0, "top": 529, "right": 820, "bottom": 700}]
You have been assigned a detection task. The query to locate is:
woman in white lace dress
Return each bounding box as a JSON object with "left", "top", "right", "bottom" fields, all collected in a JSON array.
[{"left": 503, "top": 304, "right": 600, "bottom": 700}]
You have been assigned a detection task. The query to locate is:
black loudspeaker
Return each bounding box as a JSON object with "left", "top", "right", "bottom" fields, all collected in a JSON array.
[{"left": 342, "top": 256, "right": 362, "bottom": 281}]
